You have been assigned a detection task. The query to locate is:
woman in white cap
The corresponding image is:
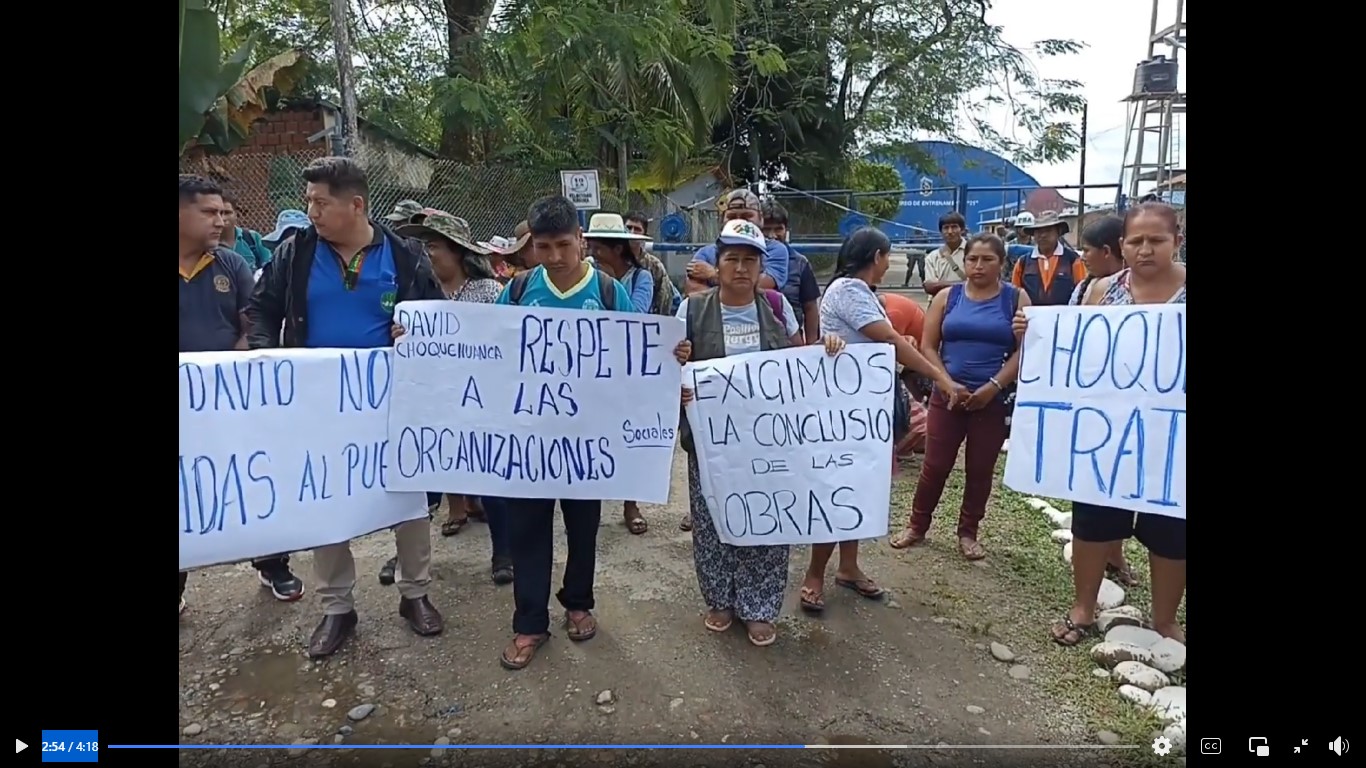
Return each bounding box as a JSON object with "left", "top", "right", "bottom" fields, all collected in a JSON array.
[{"left": 677, "top": 218, "right": 843, "bottom": 646}]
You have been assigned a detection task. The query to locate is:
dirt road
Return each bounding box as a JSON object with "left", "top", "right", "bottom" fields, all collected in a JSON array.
[{"left": 179, "top": 449, "right": 1104, "bottom": 767}]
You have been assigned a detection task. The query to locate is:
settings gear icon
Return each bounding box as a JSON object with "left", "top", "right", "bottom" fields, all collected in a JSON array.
[{"left": 1151, "top": 736, "right": 1173, "bottom": 756}]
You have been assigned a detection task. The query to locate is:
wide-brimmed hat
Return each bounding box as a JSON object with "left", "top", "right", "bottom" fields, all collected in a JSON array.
[
  {"left": 396, "top": 212, "right": 491, "bottom": 255},
  {"left": 478, "top": 220, "right": 531, "bottom": 255},
  {"left": 384, "top": 199, "right": 425, "bottom": 223},
  {"left": 1018, "top": 210, "right": 1069, "bottom": 235},
  {"left": 583, "top": 212, "right": 648, "bottom": 240},
  {"left": 264, "top": 209, "right": 310, "bottom": 242},
  {"left": 716, "top": 218, "right": 766, "bottom": 252}
]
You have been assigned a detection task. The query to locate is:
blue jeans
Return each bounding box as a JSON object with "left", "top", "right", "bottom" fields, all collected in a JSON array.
[{"left": 482, "top": 496, "right": 511, "bottom": 561}]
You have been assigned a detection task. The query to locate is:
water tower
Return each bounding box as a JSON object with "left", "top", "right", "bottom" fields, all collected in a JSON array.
[{"left": 1119, "top": 0, "right": 1186, "bottom": 199}]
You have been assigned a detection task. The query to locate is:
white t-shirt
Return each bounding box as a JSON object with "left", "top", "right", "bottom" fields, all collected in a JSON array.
[{"left": 675, "top": 295, "right": 800, "bottom": 355}]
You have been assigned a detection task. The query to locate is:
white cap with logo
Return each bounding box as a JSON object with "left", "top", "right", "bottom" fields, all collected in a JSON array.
[{"left": 716, "top": 218, "right": 767, "bottom": 252}]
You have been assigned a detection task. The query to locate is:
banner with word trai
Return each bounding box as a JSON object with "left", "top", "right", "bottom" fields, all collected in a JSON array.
[
  {"left": 178, "top": 349, "right": 429, "bottom": 571},
  {"left": 1004, "top": 305, "right": 1187, "bottom": 519},
  {"left": 386, "top": 300, "right": 687, "bottom": 502},
  {"left": 684, "top": 344, "right": 896, "bottom": 546}
]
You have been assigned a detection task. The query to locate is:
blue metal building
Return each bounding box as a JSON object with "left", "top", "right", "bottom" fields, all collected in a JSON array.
[{"left": 876, "top": 141, "right": 1042, "bottom": 235}]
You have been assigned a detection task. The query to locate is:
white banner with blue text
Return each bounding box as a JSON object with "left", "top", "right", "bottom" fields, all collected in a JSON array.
[
  {"left": 684, "top": 343, "right": 896, "bottom": 546},
  {"left": 178, "top": 348, "right": 430, "bottom": 571},
  {"left": 386, "top": 300, "right": 687, "bottom": 502},
  {"left": 1004, "top": 304, "right": 1187, "bottom": 519}
]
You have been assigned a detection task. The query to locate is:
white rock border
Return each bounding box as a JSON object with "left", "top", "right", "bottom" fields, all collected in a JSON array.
[{"left": 1025, "top": 496, "right": 1187, "bottom": 753}]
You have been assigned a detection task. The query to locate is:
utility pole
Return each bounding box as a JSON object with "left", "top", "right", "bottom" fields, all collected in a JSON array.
[
  {"left": 328, "top": 0, "right": 361, "bottom": 156},
  {"left": 1075, "top": 102, "right": 1089, "bottom": 234}
]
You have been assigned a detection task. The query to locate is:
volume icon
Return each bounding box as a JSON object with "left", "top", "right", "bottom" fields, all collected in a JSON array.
[{"left": 1329, "top": 736, "right": 1350, "bottom": 756}]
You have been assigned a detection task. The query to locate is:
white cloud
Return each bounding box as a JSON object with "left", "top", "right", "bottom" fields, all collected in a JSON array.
[{"left": 983, "top": 0, "right": 1187, "bottom": 191}]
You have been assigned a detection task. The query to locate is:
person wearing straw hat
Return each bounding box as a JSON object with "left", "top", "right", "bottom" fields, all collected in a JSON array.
[
  {"left": 1008, "top": 210, "right": 1087, "bottom": 307},
  {"left": 583, "top": 213, "right": 654, "bottom": 314},
  {"left": 581, "top": 212, "right": 656, "bottom": 534},
  {"left": 478, "top": 220, "right": 533, "bottom": 282}
]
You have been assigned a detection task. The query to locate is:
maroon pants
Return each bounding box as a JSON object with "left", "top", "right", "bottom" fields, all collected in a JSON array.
[{"left": 909, "top": 388, "right": 1010, "bottom": 538}]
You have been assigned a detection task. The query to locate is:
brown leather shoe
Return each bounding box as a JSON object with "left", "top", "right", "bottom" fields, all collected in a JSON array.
[
  {"left": 399, "top": 596, "right": 444, "bottom": 636},
  {"left": 307, "top": 611, "right": 357, "bottom": 658}
]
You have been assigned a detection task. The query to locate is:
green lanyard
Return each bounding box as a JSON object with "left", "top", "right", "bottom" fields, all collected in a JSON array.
[{"left": 339, "top": 249, "right": 367, "bottom": 290}]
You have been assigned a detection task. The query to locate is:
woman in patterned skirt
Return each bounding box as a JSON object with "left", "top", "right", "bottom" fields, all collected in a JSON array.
[{"left": 676, "top": 219, "right": 845, "bottom": 646}]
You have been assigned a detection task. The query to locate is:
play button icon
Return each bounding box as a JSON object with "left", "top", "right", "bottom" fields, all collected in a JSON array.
[{"left": 16, "top": 739, "right": 27, "bottom": 753}]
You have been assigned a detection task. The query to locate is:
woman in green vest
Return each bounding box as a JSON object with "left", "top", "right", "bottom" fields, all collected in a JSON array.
[{"left": 676, "top": 219, "right": 846, "bottom": 647}]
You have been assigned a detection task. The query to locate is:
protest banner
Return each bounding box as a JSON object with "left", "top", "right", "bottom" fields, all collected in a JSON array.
[
  {"left": 684, "top": 344, "right": 896, "bottom": 546},
  {"left": 178, "top": 349, "right": 429, "bottom": 571},
  {"left": 386, "top": 300, "right": 687, "bottom": 502},
  {"left": 1004, "top": 305, "right": 1186, "bottom": 519}
]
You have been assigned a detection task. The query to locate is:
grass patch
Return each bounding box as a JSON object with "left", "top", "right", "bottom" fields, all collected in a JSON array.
[{"left": 889, "top": 459, "right": 1185, "bottom": 763}]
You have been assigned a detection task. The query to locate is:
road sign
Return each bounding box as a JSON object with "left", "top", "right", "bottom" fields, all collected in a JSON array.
[{"left": 560, "top": 169, "right": 601, "bottom": 210}]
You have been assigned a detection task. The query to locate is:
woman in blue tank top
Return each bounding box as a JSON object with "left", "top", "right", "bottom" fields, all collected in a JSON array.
[{"left": 890, "top": 234, "right": 1030, "bottom": 560}]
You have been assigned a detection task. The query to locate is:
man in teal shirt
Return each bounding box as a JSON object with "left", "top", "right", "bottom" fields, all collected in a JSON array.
[{"left": 220, "top": 193, "right": 273, "bottom": 270}]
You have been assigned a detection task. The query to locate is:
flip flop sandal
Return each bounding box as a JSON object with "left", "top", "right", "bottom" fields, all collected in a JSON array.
[
  {"left": 679, "top": 517, "right": 693, "bottom": 532},
  {"left": 441, "top": 518, "right": 468, "bottom": 537},
  {"left": 889, "top": 529, "right": 926, "bottom": 549},
  {"left": 625, "top": 512, "right": 648, "bottom": 534},
  {"left": 499, "top": 634, "right": 549, "bottom": 670},
  {"left": 799, "top": 586, "right": 826, "bottom": 613},
  {"left": 704, "top": 611, "right": 734, "bottom": 633},
  {"left": 1050, "top": 616, "right": 1097, "bottom": 647},
  {"left": 835, "top": 578, "right": 885, "bottom": 599},
  {"left": 959, "top": 538, "right": 987, "bottom": 561},
  {"left": 746, "top": 623, "right": 777, "bottom": 647},
  {"left": 565, "top": 612, "right": 598, "bottom": 642}
]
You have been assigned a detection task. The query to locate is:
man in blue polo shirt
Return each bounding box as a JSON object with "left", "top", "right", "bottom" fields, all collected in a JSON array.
[
  {"left": 684, "top": 189, "right": 789, "bottom": 295},
  {"left": 179, "top": 175, "right": 305, "bottom": 616},
  {"left": 246, "top": 156, "right": 447, "bottom": 658}
]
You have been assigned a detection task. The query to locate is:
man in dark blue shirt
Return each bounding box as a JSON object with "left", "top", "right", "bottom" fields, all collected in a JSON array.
[
  {"left": 761, "top": 201, "right": 821, "bottom": 343},
  {"left": 179, "top": 175, "right": 305, "bottom": 615},
  {"left": 247, "top": 157, "right": 447, "bottom": 658}
]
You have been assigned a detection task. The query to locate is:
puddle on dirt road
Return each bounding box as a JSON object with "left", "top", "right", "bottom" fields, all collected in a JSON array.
[
  {"left": 815, "top": 735, "right": 896, "bottom": 768},
  {"left": 183, "top": 644, "right": 432, "bottom": 747}
]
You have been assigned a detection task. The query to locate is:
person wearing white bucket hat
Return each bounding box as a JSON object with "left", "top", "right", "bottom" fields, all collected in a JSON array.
[{"left": 583, "top": 212, "right": 653, "bottom": 314}]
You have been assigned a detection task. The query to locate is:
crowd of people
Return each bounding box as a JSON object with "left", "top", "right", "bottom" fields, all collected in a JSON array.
[{"left": 179, "top": 154, "right": 1186, "bottom": 671}]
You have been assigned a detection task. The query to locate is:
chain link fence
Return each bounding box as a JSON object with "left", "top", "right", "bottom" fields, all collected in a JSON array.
[{"left": 180, "top": 147, "right": 606, "bottom": 241}]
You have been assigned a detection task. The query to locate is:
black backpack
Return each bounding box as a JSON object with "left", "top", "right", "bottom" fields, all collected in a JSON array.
[{"left": 507, "top": 268, "right": 617, "bottom": 310}]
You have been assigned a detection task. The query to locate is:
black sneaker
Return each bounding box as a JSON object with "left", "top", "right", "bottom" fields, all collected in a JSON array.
[
  {"left": 258, "top": 564, "right": 305, "bottom": 601},
  {"left": 491, "top": 556, "right": 514, "bottom": 586},
  {"left": 378, "top": 556, "right": 398, "bottom": 586}
]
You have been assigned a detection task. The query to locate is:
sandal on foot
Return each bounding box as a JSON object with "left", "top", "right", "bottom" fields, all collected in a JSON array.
[
  {"left": 745, "top": 621, "right": 777, "bottom": 647},
  {"left": 704, "top": 609, "right": 733, "bottom": 633},
  {"left": 799, "top": 586, "right": 825, "bottom": 613},
  {"left": 1050, "top": 616, "right": 1096, "bottom": 647},
  {"left": 1106, "top": 563, "right": 1141, "bottom": 587},
  {"left": 958, "top": 537, "right": 987, "bottom": 561},
  {"left": 565, "top": 611, "right": 598, "bottom": 642},
  {"left": 441, "top": 517, "right": 468, "bottom": 537},
  {"left": 889, "top": 528, "right": 926, "bottom": 549},
  {"left": 499, "top": 634, "right": 549, "bottom": 670},
  {"left": 679, "top": 517, "right": 693, "bottom": 532},
  {"left": 835, "top": 577, "right": 885, "bottom": 599},
  {"left": 626, "top": 516, "right": 648, "bottom": 535}
]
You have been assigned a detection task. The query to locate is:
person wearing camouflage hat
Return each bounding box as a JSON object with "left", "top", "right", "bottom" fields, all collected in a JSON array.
[
  {"left": 685, "top": 188, "right": 790, "bottom": 295},
  {"left": 384, "top": 199, "right": 426, "bottom": 225}
]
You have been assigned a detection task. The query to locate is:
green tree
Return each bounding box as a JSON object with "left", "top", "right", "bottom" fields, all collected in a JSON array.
[
  {"left": 179, "top": 0, "right": 307, "bottom": 155},
  {"left": 843, "top": 159, "right": 903, "bottom": 220}
]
